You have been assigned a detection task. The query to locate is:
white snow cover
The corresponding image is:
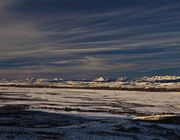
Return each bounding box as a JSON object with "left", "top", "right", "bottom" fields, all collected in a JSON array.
[{"left": 0, "top": 86, "right": 179, "bottom": 140}]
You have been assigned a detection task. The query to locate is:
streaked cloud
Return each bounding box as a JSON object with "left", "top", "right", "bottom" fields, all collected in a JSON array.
[{"left": 0, "top": 0, "right": 179, "bottom": 79}]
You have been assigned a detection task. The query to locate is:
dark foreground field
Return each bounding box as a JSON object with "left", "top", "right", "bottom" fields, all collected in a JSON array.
[{"left": 0, "top": 87, "right": 179, "bottom": 140}]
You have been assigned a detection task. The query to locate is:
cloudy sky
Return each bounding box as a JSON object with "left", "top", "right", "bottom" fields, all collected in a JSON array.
[{"left": 0, "top": 0, "right": 180, "bottom": 80}]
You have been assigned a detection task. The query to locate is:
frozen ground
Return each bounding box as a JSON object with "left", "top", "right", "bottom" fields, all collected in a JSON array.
[
  {"left": 0, "top": 86, "right": 179, "bottom": 140},
  {"left": 1, "top": 80, "right": 180, "bottom": 92}
]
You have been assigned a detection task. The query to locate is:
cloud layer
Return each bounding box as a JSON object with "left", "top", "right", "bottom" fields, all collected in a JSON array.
[{"left": 0, "top": 0, "right": 180, "bottom": 79}]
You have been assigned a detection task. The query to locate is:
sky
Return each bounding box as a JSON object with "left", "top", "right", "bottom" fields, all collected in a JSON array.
[{"left": 0, "top": 0, "right": 180, "bottom": 80}]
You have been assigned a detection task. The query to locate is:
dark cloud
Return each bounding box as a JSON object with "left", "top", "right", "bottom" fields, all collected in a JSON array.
[{"left": 0, "top": 0, "right": 180, "bottom": 79}]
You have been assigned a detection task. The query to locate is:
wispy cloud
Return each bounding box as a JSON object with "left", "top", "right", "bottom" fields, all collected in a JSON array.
[{"left": 0, "top": 0, "right": 180, "bottom": 79}]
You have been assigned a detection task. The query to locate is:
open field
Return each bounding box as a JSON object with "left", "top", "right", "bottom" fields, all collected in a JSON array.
[
  {"left": 0, "top": 86, "right": 179, "bottom": 140},
  {"left": 1, "top": 81, "right": 180, "bottom": 92}
]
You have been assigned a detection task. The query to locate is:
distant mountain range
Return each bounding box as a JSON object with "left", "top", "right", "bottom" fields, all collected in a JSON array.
[
  {"left": 0, "top": 75, "right": 180, "bottom": 83},
  {"left": 0, "top": 75, "right": 180, "bottom": 92},
  {"left": 138, "top": 76, "right": 180, "bottom": 83}
]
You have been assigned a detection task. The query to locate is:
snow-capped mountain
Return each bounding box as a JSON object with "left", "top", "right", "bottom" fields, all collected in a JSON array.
[{"left": 139, "top": 76, "right": 180, "bottom": 82}]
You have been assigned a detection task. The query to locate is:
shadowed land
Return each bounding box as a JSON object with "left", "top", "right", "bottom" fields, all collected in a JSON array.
[{"left": 0, "top": 87, "right": 179, "bottom": 140}]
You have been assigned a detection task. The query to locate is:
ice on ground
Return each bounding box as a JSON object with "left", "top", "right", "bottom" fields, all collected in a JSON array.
[{"left": 0, "top": 86, "right": 179, "bottom": 140}]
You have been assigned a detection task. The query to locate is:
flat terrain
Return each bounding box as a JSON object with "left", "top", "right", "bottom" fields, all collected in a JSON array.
[{"left": 0, "top": 86, "right": 179, "bottom": 140}]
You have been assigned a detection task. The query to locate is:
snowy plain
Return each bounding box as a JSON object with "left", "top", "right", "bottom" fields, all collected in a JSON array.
[{"left": 0, "top": 86, "right": 179, "bottom": 140}]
